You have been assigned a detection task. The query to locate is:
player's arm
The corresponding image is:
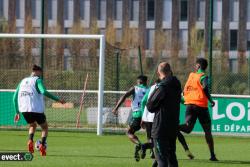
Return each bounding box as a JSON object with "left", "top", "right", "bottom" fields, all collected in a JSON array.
[
  {"left": 201, "top": 76, "right": 215, "bottom": 107},
  {"left": 146, "top": 86, "right": 165, "bottom": 113},
  {"left": 36, "top": 79, "right": 65, "bottom": 104},
  {"left": 13, "top": 83, "right": 20, "bottom": 122},
  {"left": 112, "top": 87, "right": 134, "bottom": 115}
]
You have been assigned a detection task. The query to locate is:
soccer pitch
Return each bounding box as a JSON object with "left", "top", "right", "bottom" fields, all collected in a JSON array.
[{"left": 0, "top": 131, "right": 249, "bottom": 167}]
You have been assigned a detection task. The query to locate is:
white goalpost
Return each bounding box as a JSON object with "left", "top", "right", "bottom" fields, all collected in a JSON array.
[{"left": 0, "top": 33, "right": 106, "bottom": 135}]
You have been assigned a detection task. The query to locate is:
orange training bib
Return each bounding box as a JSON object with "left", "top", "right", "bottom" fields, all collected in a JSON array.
[{"left": 183, "top": 72, "right": 208, "bottom": 107}]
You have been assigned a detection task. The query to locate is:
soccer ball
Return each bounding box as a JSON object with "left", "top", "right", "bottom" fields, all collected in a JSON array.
[{"left": 35, "top": 140, "right": 47, "bottom": 151}]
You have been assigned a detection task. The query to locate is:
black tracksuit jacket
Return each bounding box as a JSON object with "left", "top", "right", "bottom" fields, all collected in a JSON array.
[{"left": 147, "top": 76, "right": 182, "bottom": 139}]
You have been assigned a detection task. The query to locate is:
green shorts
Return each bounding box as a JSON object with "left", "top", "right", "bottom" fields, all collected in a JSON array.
[{"left": 129, "top": 117, "right": 142, "bottom": 132}]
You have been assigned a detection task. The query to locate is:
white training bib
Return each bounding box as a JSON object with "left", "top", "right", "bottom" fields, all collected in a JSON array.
[
  {"left": 142, "top": 84, "right": 157, "bottom": 122},
  {"left": 131, "top": 86, "right": 148, "bottom": 112},
  {"left": 18, "top": 76, "right": 45, "bottom": 113}
]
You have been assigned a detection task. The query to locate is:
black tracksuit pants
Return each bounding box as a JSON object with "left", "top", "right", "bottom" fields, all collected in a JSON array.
[{"left": 153, "top": 137, "right": 178, "bottom": 167}]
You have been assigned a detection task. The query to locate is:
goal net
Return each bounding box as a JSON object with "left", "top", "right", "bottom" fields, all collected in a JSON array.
[
  {"left": 0, "top": 33, "right": 122, "bottom": 135},
  {"left": 0, "top": 33, "right": 165, "bottom": 135}
]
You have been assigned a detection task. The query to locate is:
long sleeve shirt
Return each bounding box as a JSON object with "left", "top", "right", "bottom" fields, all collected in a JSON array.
[{"left": 13, "top": 77, "right": 59, "bottom": 114}]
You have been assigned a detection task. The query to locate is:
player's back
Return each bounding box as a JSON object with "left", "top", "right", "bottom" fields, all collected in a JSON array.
[
  {"left": 131, "top": 85, "right": 148, "bottom": 112},
  {"left": 18, "top": 76, "right": 44, "bottom": 113}
]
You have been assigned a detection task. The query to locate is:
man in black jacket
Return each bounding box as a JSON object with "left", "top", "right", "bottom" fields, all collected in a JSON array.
[{"left": 147, "top": 62, "right": 181, "bottom": 167}]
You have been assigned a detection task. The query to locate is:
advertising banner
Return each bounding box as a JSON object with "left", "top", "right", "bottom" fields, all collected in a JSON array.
[{"left": 180, "top": 96, "right": 250, "bottom": 135}]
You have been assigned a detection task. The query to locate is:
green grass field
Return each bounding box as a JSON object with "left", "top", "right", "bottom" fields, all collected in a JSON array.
[{"left": 0, "top": 131, "right": 249, "bottom": 167}]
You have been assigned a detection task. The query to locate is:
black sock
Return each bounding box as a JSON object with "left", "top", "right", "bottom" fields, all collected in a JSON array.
[
  {"left": 41, "top": 137, "right": 47, "bottom": 146},
  {"left": 210, "top": 151, "right": 215, "bottom": 157},
  {"left": 177, "top": 131, "right": 189, "bottom": 151},
  {"left": 29, "top": 134, "right": 34, "bottom": 141}
]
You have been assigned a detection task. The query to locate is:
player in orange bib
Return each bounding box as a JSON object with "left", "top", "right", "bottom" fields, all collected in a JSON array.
[{"left": 179, "top": 58, "right": 218, "bottom": 161}]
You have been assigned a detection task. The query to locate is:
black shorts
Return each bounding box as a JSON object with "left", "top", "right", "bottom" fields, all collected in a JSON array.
[
  {"left": 129, "top": 117, "right": 141, "bottom": 132},
  {"left": 22, "top": 112, "right": 47, "bottom": 125},
  {"left": 185, "top": 104, "right": 211, "bottom": 126},
  {"left": 144, "top": 122, "right": 153, "bottom": 140}
]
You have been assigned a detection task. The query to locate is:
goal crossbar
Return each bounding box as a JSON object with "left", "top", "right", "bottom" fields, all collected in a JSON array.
[{"left": 0, "top": 33, "right": 103, "bottom": 40}]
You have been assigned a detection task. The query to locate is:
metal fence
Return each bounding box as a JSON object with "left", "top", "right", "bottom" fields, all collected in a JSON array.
[{"left": 0, "top": 36, "right": 249, "bottom": 133}]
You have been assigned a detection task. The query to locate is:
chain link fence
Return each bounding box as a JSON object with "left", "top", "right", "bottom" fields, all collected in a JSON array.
[
  {"left": 0, "top": 36, "right": 249, "bottom": 132},
  {"left": 0, "top": 37, "right": 157, "bottom": 132}
]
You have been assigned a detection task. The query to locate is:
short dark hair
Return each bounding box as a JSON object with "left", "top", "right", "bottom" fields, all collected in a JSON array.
[
  {"left": 137, "top": 75, "right": 148, "bottom": 83},
  {"left": 32, "top": 65, "right": 43, "bottom": 71},
  {"left": 196, "top": 58, "right": 208, "bottom": 70}
]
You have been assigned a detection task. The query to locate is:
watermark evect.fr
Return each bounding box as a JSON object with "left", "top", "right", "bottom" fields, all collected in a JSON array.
[{"left": 0, "top": 152, "right": 33, "bottom": 161}]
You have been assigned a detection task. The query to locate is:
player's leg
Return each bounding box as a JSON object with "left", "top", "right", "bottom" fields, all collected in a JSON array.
[
  {"left": 40, "top": 121, "right": 48, "bottom": 145},
  {"left": 127, "top": 117, "right": 142, "bottom": 161},
  {"left": 150, "top": 146, "right": 155, "bottom": 159},
  {"left": 22, "top": 112, "right": 37, "bottom": 153},
  {"left": 27, "top": 122, "right": 37, "bottom": 153},
  {"left": 39, "top": 121, "right": 48, "bottom": 156},
  {"left": 179, "top": 105, "right": 197, "bottom": 133},
  {"left": 152, "top": 160, "right": 158, "bottom": 167},
  {"left": 202, "top": 123, "right": 217, "bottom": 161},
  {"left": 127, "top": 128, "right": 140, "bottom": 144},
  {"left": 147, "top": 122, "right": 155, "bottom": 159},
  {"left": 177, "top": 131, "right": 194, "bottom": 159},
  {"left": 141, "top": 122, "right": 154, "bottom": 159},
  {"left": 127, "top": 118, "right": 141, "bottom": 144},
  {"left": 198, "top": 107, "right": 218, "bottom": 161},
  {"left": 36, "top": 113, "right": 48, "bottom": 156}
]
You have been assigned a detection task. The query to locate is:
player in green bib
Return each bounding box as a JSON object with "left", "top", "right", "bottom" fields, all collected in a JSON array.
[{"left": 112, "top": 75, "right": 148, "bottom": 162}]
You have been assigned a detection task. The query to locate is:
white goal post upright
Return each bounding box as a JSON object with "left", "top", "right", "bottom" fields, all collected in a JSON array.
[
  {"left": 0, "top": 33, "right": 105, "bottom": 135},
  {"left": 98, "top": 35, "right": 105, "bottom": 136}
]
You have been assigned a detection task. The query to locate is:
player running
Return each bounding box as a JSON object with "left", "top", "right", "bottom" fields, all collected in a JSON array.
[
  {"left": 13, "top": 65, "right": 65, "bottom": 156},
  {"left": 140, "top": 79, "right": 160, "bottom": 160},
  {"left": 141, "top": 80, "right": 194, "bottom": 161},
  {"left": 179, "top": 58, "right": 218, "bottom": 161},
  {"left": 112, "top": 75, "right": 148, "bottom": 162}
]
